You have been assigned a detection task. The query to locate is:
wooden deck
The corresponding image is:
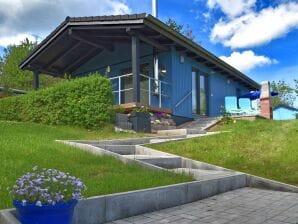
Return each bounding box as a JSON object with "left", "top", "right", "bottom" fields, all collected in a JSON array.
[{"left": 114, "top": 102, "right": 172, "bottom": 114}]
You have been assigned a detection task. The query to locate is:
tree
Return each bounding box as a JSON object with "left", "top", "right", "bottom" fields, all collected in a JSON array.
[
  {"left": 165, "top": 18, "right": 195, "bottom": 41},
  {"left": 183, "top": 24, "right": 195, "bottom": 41},
  {"left": 165, "top": 18, "right": 183, "bottom": 33},
  {"left": 271, "top": 80, "right": 296, "bottom": 107},
  {"left": 0, "top": 38, "right": 60, "bottom": 92},
  {"left": 294, "top": 79, "right": 298, "bottom": 97}
]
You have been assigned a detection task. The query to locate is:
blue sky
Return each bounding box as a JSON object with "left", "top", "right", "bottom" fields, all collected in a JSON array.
[{"left": 0, "top": 0, "right": 297, "bottom": 104}]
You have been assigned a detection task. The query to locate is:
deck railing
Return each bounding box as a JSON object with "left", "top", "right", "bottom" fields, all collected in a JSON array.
[{"left": 109, "top": 74, "right": 171, "bottom": 108}]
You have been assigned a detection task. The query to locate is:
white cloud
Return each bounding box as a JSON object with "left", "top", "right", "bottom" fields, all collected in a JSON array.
[
  {"left": 0, "top": 0, "right": 131, "bottom": 47},
  {"left": 207, "top": 0, "right": 256, "bottom": 18},
  {"left": 220, "top": 50, "right": 277, "bottom": 72},
  {"left": 0, "top": 33, "right": 39, "bottom": 47},
  {"left": 211, "top": 2, "right": 298, "bottom": 48}
]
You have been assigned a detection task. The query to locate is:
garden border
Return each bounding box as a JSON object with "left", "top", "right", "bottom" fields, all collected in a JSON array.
[{"left": 0, "top": 174, "right": 247, "bottom": 224}]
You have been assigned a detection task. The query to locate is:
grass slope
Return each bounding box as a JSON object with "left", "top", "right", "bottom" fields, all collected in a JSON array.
[
  {"left": 0, "top": 121, "right": 192, "bottom": 209},
  {"left": 150, "top": 119, "right": 298, "bottom": 185}
]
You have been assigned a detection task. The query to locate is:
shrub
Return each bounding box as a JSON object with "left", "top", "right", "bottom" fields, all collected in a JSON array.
[{"left": 0, "top": 74, "right": 114, "bottom": 128}]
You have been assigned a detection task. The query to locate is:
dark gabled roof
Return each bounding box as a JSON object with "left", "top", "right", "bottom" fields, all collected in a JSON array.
[
  {"left": 66, "top": 13, "right": 147, "bottom": 22},
  {"left": 273, "top": 105, "right": 298, "bottom": 111},
  {"left": 20, "top": 13, "right": 260, "bottom": 89}
]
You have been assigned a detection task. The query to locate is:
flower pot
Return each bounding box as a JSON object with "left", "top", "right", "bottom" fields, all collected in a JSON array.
[
  {"left": 13, "top": 200, "right": 77, "bottom": 224},
  {"left": 130, "top": 112, "right": 151, "bottom": 133}
]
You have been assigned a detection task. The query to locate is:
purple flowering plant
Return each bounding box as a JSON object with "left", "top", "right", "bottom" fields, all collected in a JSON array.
[{"left": 10, "top": 166, "right": 86, "bottom": 207}]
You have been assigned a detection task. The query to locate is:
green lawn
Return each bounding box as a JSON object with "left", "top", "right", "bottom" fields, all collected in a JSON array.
[
  {"left": 149, "top": 119, "right": 298, "bottom": 185},
  {"left": 0, "top": 121, "right": 192, "bottom": 209}
]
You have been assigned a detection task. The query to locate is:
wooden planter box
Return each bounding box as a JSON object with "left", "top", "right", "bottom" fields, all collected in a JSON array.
[{"left": 130, "top": 112, "right": 151, "bottom": 133}]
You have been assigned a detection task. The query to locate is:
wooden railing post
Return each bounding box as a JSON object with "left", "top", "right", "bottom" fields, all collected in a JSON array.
[{"left": 131, "top": 35, "right": 140, "bottom": 103}]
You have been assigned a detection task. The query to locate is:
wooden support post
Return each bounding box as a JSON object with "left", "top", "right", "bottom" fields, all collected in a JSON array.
[
  {"left": 33, "top": 68, "right": 39, "bottom": 90},
  {"left": 132, "top": 35, "right": 140, "bottom": 103}
]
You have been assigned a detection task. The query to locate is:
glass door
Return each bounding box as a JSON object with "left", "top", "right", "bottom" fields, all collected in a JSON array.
[
  {"left": 192, "top": 70, "right": 198, "bottom": 114},
  {"left": 192, "top": 69, "right": 208, "bottom": 116},
  {"left": 199, "top": 74, "right": 207, "bottom": 116}
]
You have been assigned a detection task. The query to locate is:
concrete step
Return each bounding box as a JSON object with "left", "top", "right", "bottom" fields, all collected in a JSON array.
[
  {"left": 122, "top": 155, "right": 180, "bottom": 160},
  {"left": 137, "top": 157, "right": 182, "bottom": 169},
  {"left": 186, "top": 129, "right": 207, "bottom": 134},
  {"left": 92, "top": 145, "right": 136, "bottom": 155},
  {"left": 185, "top": 119, "right": 220, "bottom": 131},
  {"left": 172, "top": 168, "right": 236, "bottom": 180},
  {"left": 186, "top": 119, "right": 219, "bottom": 126},
  {"left": 157, "top": 129, "right": 188, "bottom": 136},
  {"left": 187, "top": 124, "right": 209, "bottom": 129}
]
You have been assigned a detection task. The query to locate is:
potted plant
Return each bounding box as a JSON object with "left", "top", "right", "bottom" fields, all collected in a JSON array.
[
  {"left": 10, "top": 166, "right": 86, "bottom": 224},
  {"left": 129, "top": 106, "right": 151, "bottom": 133}
]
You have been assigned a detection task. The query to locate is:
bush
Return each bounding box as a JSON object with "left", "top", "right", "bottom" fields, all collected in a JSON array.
[{"left": 0, "top": 74, "right": 114, "bottom": 128}]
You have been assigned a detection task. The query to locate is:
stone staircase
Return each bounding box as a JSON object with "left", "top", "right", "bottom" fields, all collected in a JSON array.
[
  {"left": 115, "top": 112, "right": 221, "bottom": 135},
  {"left": 157, "top": 116, "right": 221, "bottom": 135},
  {"left": 66, "top": 136, "right": 242, "bottom": 183},
  {"left": 182, "top": 116, "right": 221, "bottom": 134}
]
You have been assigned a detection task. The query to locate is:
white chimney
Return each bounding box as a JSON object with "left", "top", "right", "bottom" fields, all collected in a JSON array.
[
  {"left": 152, "top": 0, "right": 158, "bottom": 17},
  {"left": 152, "top": 0, "right": 159, "bottom": 95}
]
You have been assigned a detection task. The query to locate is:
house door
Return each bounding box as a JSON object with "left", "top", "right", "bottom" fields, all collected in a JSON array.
[{"left": 192, "top": 69, "right": 208, "bottom": 116}]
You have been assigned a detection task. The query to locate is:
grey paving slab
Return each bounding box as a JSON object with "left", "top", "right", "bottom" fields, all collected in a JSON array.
[{"left": 108, "top": 188, "right": 298, "bottom": 224}]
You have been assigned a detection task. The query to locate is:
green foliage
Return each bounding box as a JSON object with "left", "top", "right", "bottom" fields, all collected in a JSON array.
[
  {"left": 294, "top": 79, "right": 298, "bottom": 97},
  {"left": 165, "top": 18, "right": 184, "bottom": 33},
  {"left": 150, "top": 119, "right": 298, "bottom": 185},
  {"left": 165, "top": 18, "right": 196, "bottom": 41},
  {"left": 0, "top": 38, "right": 60, "bottom": 91},
  {"left": 271, "top": 80, "right": 296, "bottom": 108},
  {"left": 0, "top": 74, "right": 114, "bottom": 128},
  {"left": 220, "top": 105, "right": 233, "bottom": 124},
  {"left": 0, "top": 121, "right": 192, "bottom": 208}
]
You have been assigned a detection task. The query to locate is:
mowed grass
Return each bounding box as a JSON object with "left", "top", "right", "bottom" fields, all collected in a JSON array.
[
  {"left": 150, "top": 119, "right": 298, "bottom": 185},
  {"left": 0, "top": 121, "right": 192, "bottom": 209}
]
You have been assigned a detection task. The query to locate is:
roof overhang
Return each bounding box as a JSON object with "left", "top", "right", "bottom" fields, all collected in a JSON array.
[{"left": 20, "top": 13, "right": 260, "bottom": 89}]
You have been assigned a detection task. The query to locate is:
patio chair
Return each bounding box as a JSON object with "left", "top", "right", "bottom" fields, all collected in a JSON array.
[
  {"left": 224, "top": 96, "right": 244, "bottom": 115},
  {"left": 239, "top": 98, "right": 259, "bottom": 115}
]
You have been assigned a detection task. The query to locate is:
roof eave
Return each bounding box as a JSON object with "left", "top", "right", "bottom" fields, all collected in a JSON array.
[
  {"left": 19, "top": 15, "right": 147, "bottom": 70},
  {"left": 144, "top": 15, "right": 260, "bottom": 90}
]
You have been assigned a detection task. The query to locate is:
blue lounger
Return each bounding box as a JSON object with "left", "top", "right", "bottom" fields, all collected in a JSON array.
[
  {"left": 239, "top": 98, "right": 259, "bottom": 115},
  {"left": 225, "top": 96, "right": 244, "bottom": 115}
]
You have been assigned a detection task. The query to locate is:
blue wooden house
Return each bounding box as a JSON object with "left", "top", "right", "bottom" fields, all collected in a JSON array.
[
  {"left": 273, "top": 105, "right": 298, "bottom": 120},
  {"left": 20, "top": 13, "right": 260, "bottom": 122}
]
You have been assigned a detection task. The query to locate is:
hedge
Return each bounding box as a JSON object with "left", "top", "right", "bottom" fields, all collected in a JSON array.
[{"left": 0, "top": 74, "right": 114, "bottom": 128}]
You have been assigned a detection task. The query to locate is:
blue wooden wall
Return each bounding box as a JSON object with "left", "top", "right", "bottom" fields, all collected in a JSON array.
[
  {"left": 170, "top": 47, "right": 250, "bottom": 118},
  {"left": 273, "top": 107, "right": 298, "bottom": 120},
  {"left": 73, "top": 43, "right": 252, "bottom": 118}
]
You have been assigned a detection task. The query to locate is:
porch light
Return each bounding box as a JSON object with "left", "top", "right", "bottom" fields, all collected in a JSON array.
[
  {"left": 159, "top": 66, "right": 167, "bottom": 76},
  {"left": 180, "top": 54, "right": 185, "bottom": 63}
]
